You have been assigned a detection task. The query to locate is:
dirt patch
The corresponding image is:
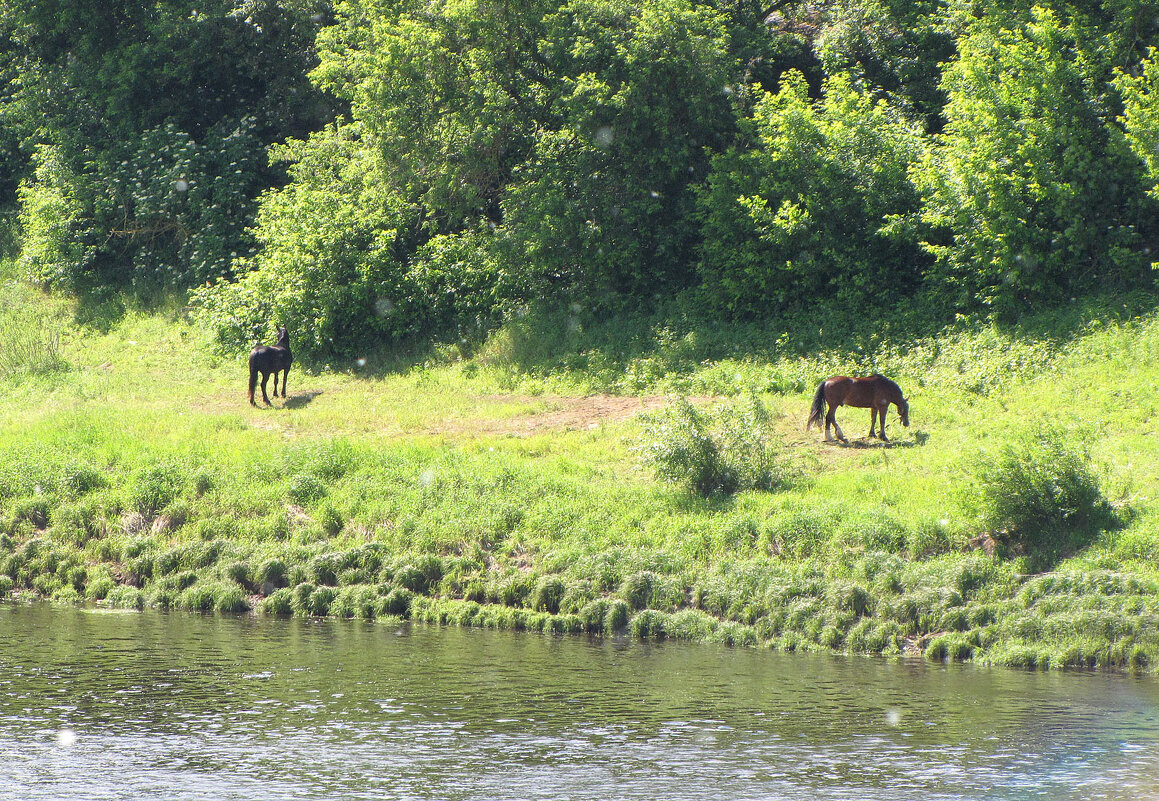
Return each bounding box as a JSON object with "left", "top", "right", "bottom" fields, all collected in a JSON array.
[{"left": 427, "top": 394, "right": 683, "bottom": 437}]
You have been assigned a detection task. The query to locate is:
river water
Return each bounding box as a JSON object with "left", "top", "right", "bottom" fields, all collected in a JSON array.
[{"left": 1, "top": 603, "right": 1158, "bottom": 800}]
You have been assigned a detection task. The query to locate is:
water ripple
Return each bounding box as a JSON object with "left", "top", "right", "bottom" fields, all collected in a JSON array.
[{"left": 1, "top": 604, "right": 1159, "bottom": 800}]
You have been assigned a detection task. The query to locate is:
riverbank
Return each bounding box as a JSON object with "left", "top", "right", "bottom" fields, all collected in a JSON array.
[{"left": 3, "top": 275, "right": 1159, "bottom": 670}]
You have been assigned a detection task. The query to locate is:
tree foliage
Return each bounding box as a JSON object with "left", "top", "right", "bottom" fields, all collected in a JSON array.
[
  {"left": 4, "top": 0, "right": 1159, "bottom": 357},
  {"left": 915, "top": 7, "right": 1151, "bottom": 314},
  {"left": 5, "top": 0, "right": 330, "bottom": 291},
  {"left": 698, "top": 70, "right": 926, "bottom": 316}
]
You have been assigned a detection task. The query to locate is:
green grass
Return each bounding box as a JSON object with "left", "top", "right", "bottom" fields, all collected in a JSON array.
[{"left": 2, "top": 264, "right": 1159, "bottom": 669}]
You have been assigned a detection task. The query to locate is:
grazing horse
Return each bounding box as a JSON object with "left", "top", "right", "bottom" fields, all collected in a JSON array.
[
  {"left": 806, "top": 374, "right": 909, "bottom": 443},
  {"left": 248, "top": 326, "right": 292, "bottom": 406}
]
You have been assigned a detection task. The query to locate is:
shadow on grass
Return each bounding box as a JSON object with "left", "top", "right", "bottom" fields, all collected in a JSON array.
[
  {"left": 1007, "top": 509, "right": 1125, "bottom": 574},
  {"left": 285, "top": 390, "right": 323, "bottom": 409},
  {"left": 58, "top": 282, "right": 1159, "bottom": 391},
  {"left": 447, "top": 289, "right": 1159, "bottom": 392},
  {"left": 837, "top": 437, "right": 922, "bottom": 449}
]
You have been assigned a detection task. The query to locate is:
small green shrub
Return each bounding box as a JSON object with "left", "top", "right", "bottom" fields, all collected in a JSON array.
[
  {"left": 604, "top": 599, "right": 630, "bottom": 632},
  {"left": 319, "top": 503, "right": 344, "bottom": 536},
  {"left": 332, "top": 585, "right": 379, "bottom": 619},
  {"left": 223, "top": 561, "right": 251, "bottom": 589},
  {"left": 308, "top": 553, "right": 341, "bottom": 586},
  {"left": 620, "top": 570, "right": 657, "bottom": 610},
  {"left": 287, "top": 473, "right": 327, "bottom": 505},
  {"left": 531, "top": 575, "right": 566, "bottom": 614},
  {"left": 256, "top": 558, "right": 288, "bottom": 590},
  {"left": 131, "top": 462, "right": 187, "bottom": 518},
  {"left": 104, "top": 585, "right": 145, "bottom": 610},
  {"left": 8, "top": 497, "right": 50, "bottom": 531},
  {"left": 59, "top": 463, "right": 107, "bottom": 496},
  {"left": 261, "top": 587, "right": 294, "bottom": 615},
  {"left": 975, "top": 428, "right": 1116, "bottom": 568},
  {"left": 630, "top": 609, "right": 668, "bottom": 639},
  {"left": 380, "top": 585, "right": 414, "bottom": 616},
  {"left": 639, "top": 395, "right": 796, "bottom": 497},
  {"left": 304, "top": 586, "right": 336, "bottom": 616}
]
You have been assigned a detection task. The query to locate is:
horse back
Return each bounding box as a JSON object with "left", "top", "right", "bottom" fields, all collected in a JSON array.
[
  {"left": 249, "top": 344, "right": 292, "bottom": 371},
  {"left": 825, "top": 374, "right": 891, "bottom": 408}
]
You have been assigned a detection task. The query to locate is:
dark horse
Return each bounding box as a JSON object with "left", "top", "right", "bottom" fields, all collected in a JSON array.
[
  {"left": 248, "top": 326, "right": 292, "bottom": 406},
  {"left": 806, "top": 374, "right": 909, "bottom": 443}
]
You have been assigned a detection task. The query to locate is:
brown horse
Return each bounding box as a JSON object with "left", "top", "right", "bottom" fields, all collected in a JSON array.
[
  {"left": 248, "top": 326, "right": 292, "bottom": 406},
  {"left": 806, "top": 374, "right": 909, "bottom": 443}
]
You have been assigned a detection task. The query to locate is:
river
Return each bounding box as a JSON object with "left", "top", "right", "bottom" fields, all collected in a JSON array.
[{"left": 1, "top": 604, "right": 1157, "bottom": 800}]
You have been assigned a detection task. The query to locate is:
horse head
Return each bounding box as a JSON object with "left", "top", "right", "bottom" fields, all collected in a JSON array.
[
  {"left": 276, "top": 326, "right": 289, "bottom": 347},
  {"left": 898, "top": 397, "right": 910, "bottom": 427}
]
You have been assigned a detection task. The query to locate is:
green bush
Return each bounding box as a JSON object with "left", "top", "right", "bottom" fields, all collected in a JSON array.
[
  {"left": 698, "top": 71, "right": 925, "bottom": 315},
  {"left": 191, "top": 124, "right": 424, "bottom": 359},
  {"left": 915, "top": 9, "right": 1147, "bottom": 313},
  {"left": 380, "top": 585, "right": 414, "bottom": 616},
  {"left": 104, "top": 585, "right": 145, "bottom": 610},
  {"left": 260, "top": 587, "right": 294, "bottom": 616},
  {"left": 531, "top": 575, "right": 567, "bottom": 614},
  {"left": 287, "top": 473, "right": 327, "bottom": 505},
  {"left": 130, "top": 462, "right": 188, "bottom": 518},
  {"left": 975, "top": 428, "right": 1116, "bottom": 567},
  {"left": 639, "top": 395, "right": 796, "bottom": 497},
  {"left": 256, "top": 558, "right": 288, "bottom": 591}
]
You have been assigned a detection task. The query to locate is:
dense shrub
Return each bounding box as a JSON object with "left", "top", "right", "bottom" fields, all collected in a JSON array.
[
  {"left": 11, "top": 0, "right": 327, "bottom": 294},
  {"left": 915, "top": 8, "right": 1148, "bottom": 314},
  {"left": 191, "top": 124, "right": 426, "bottom": 358},
  {"left": 639, "top": 395, "right": 797, "bottom": 496},
  {"left": 975, "top": 428, "right": 1116, "bottom": 567},
  {"left": 698, "top": 71, "right": 926, "bottom": 316},
  {"left": 130, "top": 462, "right": 189, "bottom": 518}
]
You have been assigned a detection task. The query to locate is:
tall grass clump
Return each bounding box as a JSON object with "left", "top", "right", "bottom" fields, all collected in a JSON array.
[
  {"left": 975, "top": 428, "right": 1117, "bottom": 569},
  {"left": 638, "top": 395, "right": 797, "bottom": 497},
  {"left": 0, "top": 278, "right": 66, "bottom": 378}
]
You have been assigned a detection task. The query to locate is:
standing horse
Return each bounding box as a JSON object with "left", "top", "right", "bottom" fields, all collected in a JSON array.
[
  {"left": 248, "top": 326, "right": 292, "bottom": 406},
  {"left": 806, "top": 374, "right": 909, "bottom": 443}
]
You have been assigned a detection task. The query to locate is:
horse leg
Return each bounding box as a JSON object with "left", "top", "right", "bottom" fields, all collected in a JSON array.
[
  {"left": 827, "top": 407, "right": 847, "bottom": 443},
  {"left": 868, "top": 408, "right": 878, "bottom": 439},
  {"left": 260, "top": 371, "right": 272, "bottom": 405},
  {"left": 281, "top": 368, "right": 288, "bottom": 398},
  {"left": 878, "top": 402, "right": 889, "bottom": 442},
  {"left": 272, "top": 371, "right": 280, "bottom": 399}
]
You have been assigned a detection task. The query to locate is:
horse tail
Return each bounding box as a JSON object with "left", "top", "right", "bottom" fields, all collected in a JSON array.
[
  {"left": 248, "top": 354, "right": 258, "bottom": 405},
  {"left": 806, "top": 381, "right": 826, "bottom": 430}
]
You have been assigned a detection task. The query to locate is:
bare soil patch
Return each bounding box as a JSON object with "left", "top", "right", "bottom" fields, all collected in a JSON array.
[{"left": 427, "top": 394, "right": 683, "bottom": 436}]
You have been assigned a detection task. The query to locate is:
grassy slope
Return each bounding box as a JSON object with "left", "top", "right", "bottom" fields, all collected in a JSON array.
[{"left": 3, "top": 273, "right": 1159, "bottom": 670}]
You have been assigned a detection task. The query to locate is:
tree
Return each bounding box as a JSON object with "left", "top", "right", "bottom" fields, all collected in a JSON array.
[
  {"left": 6, "top": 0, "right": 331, "bottom": 292},
  {"left": 697, "top": 70, "right": 925, "bottom": 316},
  {"left": 1118, "top": 47, "right": 1159, "bottom": 202},
  {"left": 192, "top": 123, "right": 420, "bottom": 357},
  {"left": 814, "top": 0, "right": 954, "bottom": 130},
  {"left": 915, "top": 7, "right": 1148, "bottom": 313},
  {"left": 499, "top": 0, "right": 737, "bottom": 303}
]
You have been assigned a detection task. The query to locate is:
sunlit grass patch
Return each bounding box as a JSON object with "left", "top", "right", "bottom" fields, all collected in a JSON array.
[{"left": 4, "top": 277, "right": 1159, "bottom": 668}]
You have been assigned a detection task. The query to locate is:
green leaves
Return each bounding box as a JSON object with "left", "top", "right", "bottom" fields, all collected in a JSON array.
[
  {"left": 698, "top": 71, "right": 926, "bottom": 316},
  {"left": 638, "top": 395, "right": 798, "bottom": 497},
  {"left": 915, "top": 8, "right": 1149, "bottom": 314},
  {"left": 11, "top": 0, "right": 1159, "bottom": 357},
  {"left": 192, "top": 122, "right": 420, "bottom": 357},
  {"left": 7, "top": 0, "right": 328, "bottom": 292}
]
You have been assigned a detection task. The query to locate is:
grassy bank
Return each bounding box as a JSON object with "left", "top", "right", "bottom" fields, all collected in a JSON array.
[{"left": 2, "top": 269, "right": 1159, "bottom": 670}]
